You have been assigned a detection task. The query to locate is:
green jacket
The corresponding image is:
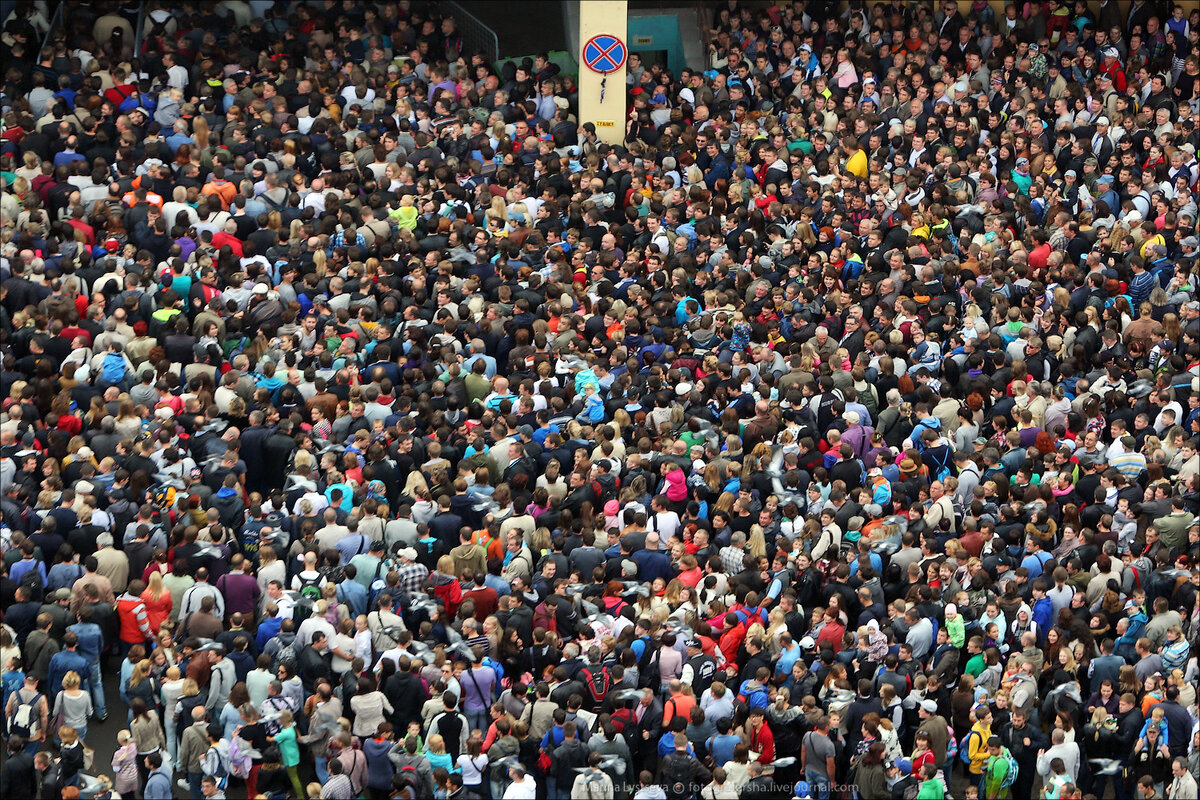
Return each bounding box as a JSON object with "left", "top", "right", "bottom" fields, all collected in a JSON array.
[{"left": 916, "top": 778, "right": 945, "bottom": 799}]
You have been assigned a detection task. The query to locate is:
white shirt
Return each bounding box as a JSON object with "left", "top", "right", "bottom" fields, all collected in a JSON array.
[{"left": 503, "top": 776, "right": 538, "bottom": 800}]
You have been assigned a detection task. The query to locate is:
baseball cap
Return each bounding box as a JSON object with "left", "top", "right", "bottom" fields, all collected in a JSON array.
[
  {"left": 921, "top": 699, "right": 939, "bottom": 713},
  {"left": 685, "top": 638, "right": 702, "bottom": 649},
  {"left": 1096, "top": 116, "right": 1110, "bottom": 126},
  {"left": 400, "top": 547, "right": 418, "bottom": 561},
  {"left": 1064, "top": 169, "right": 1077, "bottom": 178},
  {"left": 517, "top": 424, "right": 534, "bottom": 438},
  {"left": 1181, "top": 236, "right": 1198, "bottom": 248},
  {"left": 651, "top": 93, "right": 668, "bottom": 105}
]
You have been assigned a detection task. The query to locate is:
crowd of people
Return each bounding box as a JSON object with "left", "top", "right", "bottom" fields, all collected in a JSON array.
[{"left": 1, "top": 0, "right": 1200, "bottom": 798}]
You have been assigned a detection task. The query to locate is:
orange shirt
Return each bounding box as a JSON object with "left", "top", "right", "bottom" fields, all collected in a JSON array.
[{"left": 201, "top": 178, "right": 237, "bottom": 209}]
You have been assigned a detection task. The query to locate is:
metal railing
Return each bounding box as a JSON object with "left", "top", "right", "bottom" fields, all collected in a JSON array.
[
  {"left": 40, "top": 1, "right": 65, "bottom": 54},
  {"left": 442, "top": 0, "right": 500, "bottom": 64},
  {"left": 133, "top": 0, "right": 146, "bottom": 58}
]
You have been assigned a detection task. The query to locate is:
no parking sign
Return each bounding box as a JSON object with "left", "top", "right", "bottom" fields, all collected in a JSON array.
[{"left": 582, "top": 33, "right": 627, "bottom": 74}]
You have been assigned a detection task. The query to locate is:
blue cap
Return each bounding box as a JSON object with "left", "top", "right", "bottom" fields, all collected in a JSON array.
[{"left": 651, "top": 93, "right": 668, "bottom": 104}]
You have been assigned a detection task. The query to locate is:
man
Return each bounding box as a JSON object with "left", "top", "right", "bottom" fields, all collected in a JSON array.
[
  {"left": 202, "top": 644, "right": 236, "bottom": 713},
  {"left": 999, "top": 708, "right": 1046, "bottom": 800},
  {"left": 916, "top": 699, "right": 951, "bottom": 765},
  {"left": 179, "top": 705, "right": 210, "bottom": 800},
  {"left": 570, "top": 752, "right": 615, "bottom": 800},
  {"left": 655, "top": 732, "right": 711, "bottom": 796},
  {"left": 801, "top": 715, "right": 837, "bottom": 800},
  {"left": 5, "top": 674, "right": 49, "bottom": 754},
  {"left": 502, "top": 764, "right": 537, "bottom": 800},
  {"left": 0, "top": 738, "right": 37, "bottom": 799},
  {"left": 46, "top": 630, "right": 90, "bottom": 697},
  {"left": 1036, "top": 727, "right": 1080, "bottom": 783},
  {"left": 144, "top": 751, "right": 174, "bottom": 800},
  {"left": 1167, "top": 756, "right": 1198, "bottom": 799}
]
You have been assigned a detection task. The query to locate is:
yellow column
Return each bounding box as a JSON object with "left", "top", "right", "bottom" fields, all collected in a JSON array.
[{"left": 577, "top": 0, "right": 628, "bottom": 145}]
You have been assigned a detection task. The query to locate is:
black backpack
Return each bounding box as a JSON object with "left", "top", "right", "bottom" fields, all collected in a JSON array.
[
  {"left": 660, "top": 754, "right": 694, "bottom": 800},
  {"left": 580, "top": 665, "right": 611, "bottom": 707},
  {"left": 19, "top": 566, "right": 44, "bottom": 603}
]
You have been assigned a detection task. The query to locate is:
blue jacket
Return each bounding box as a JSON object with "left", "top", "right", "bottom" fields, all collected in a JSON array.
[
  {"left": 1031, "top": 597, "right": 1054, "bottom": 642},
  {"left": 144, "top": 765, "right": 174, "bottom": 799},
  {"left": 66, "top": 623, "right": 103, "bottom": 665},
  {"left": 47, "top": 649, "right": 91, "bottom": 697}
]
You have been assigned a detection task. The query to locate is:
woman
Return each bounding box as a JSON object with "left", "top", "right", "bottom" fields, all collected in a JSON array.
[
  {"left": 457, "top": 737, "right": 489, "bottom": 796},
  {"left": 140, "top": 571, "right": 173, "bottom": 637},
  {"left": 235, "top": 703, "right": 271, "bottom": 798},
  {"left": 53, "top": 670, "right": 93, "bottom": 744},
  {"left": 130, "top": 696, "right": 167, "bottom": 788},
  {"left": 255, "top": 744, "right": 293, "bottom": 799},
  {"left": 854, "top": 740, "right": 888, "bottom": 800},
  {"left": 160, "top": 665, "right": 185, "bottom": 766},
  {"left": 350, "top": 675, "right": 394, "bottom": 738},
  {"left": 125, "top": 659, "right": 159, "bottom": 716}
]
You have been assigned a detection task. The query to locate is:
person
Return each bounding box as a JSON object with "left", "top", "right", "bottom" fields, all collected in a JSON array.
[
  {"left": 502, "top": 764, "right": 537, "bottom": 800},
  {"left": 570, "top": 751, "right": 615, "bottom": 800},
  {"left": 0, "top": 738, "right": 37, "bottom": 799},
  {"left": 0, "top": 2, "right": 1198, "bottom": 799},
  {"left": 981, "top": 735, "right": 1016, "bottom": 799}
]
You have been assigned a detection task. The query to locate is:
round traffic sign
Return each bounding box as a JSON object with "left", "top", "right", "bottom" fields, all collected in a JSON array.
[{"left": 582, "top": 33, "right": 627, "bottom": 74}]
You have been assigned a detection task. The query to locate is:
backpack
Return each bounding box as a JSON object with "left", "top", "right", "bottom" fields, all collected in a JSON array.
[
  {"left": 18, "top": 567, "right": 44, "bottom": 603},
  {"left": 394, "top": 765, "right": 422, "bottom": 799},
  {"left": 272, "top": 639, "right": 299, "bottom": 673},
  {"left": 997, "top": 746, "right": 1019, "bottom": 790},
  {"left": 10, "top": 692, "right": 42, "bottom": 738},
  {"left": 958, "top": 729, "right": 980, "bottom": 765},
  {"left": 945, "top": 728, "right": 959, "bottom": 763},
  {"left": 201, "top": 740, "right": 230, "bottom": 789},
  {"left": 580, "top": 665, "right": 611, "bottom": 707},
  {"left": 660, "top": 754, "right": 694, "bottom": 800},
  {"left": 296, "top": 574, "right": 324, "bottom": 603}
]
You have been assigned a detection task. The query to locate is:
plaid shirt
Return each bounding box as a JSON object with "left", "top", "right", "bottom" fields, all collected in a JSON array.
[
  {"left": 720, "top": 545, "right": 745, "bottom": 576},
  {"left": 396, "top": 561, "right": 429, "bottom": 595}
]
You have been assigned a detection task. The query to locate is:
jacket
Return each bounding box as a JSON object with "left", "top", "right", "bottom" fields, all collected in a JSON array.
[
  {"left": 144, "top": 764, "right": 174, "bottom": 799},
  {"left": 115, "top": 592, "right": 153, "bottom": 642}
]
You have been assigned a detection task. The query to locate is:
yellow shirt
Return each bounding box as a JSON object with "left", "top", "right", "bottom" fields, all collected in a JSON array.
[{"left": 846, "top": 149, "right": 868, "bottom": 178}]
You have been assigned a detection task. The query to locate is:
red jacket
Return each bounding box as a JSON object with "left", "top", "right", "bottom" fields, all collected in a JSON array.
[
  {"left": 115, "top": 593, "right": 154, "bottom": 643},
  {"left": 816, "top": 619, "right": 845, "bottom": 653}
]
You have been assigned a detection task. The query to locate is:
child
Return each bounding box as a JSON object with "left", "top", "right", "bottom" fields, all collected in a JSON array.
[
  {"left": 945, "top": 604, "right": 966, "bottom": 649},
  {"left": 1138, "top": 706, "right": 1170, "bottom": 748},
  {"left": 1113, "top": 497, "right": 1138, "bottom": 552},
  {"left": 730, "top": 311, "right": 752, "bottom": 353},
  {"left": 406, "top": 720, "right": 425, "bottom": 752},
  {"left": 424, "top": 733, "right": 455, "bottom": 774}
]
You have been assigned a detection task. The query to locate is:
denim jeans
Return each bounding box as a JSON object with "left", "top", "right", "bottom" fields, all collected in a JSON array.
[
  {"left": 315, "top": 756, "right": 329, "bottom": 784},
  {"left": 165, "top": 715, "right": 178, "bottom": 768},
  {"left": 467, "top": 708, "right": 489, "bottom": 734},
  {"left": 87, "top": 661, "right": 107, "bottom": 718},
  {"left": 187, "top": 770, "right": 204, "bottom": 800},
  {"left": 805, "top": 769, "right": 830, "bottom": 800}
]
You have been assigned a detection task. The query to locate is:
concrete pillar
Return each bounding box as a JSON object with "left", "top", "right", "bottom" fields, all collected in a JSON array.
[{"left": 577, "top": 0, "right": 627, "bottom": 145}]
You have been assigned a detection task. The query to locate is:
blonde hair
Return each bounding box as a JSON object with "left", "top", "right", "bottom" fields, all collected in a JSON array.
[{"left": 62, "top": 670, "right": 82, "bottom": 690}]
